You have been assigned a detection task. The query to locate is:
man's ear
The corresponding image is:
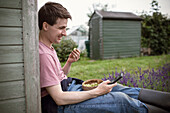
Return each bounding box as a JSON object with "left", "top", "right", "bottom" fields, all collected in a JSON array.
[{"left": 42, "top": 22, "right": 48, "bottom": 31}]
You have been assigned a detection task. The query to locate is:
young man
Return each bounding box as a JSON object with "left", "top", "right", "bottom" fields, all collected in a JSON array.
[{"left": 39, "top": 2, "right": 170, "bottom": 113}]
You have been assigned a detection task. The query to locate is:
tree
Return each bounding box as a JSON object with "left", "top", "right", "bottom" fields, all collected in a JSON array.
[
  {"left": 141, "top": 0, "right": 170, "bottom": 55},
  {"left": 87, "top": 3, "right": 112, "bottom": 18}
]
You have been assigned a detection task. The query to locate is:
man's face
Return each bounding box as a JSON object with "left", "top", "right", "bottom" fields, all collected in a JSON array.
[{"left": 46, "top": 18, "right": 68, "bottom": 44}]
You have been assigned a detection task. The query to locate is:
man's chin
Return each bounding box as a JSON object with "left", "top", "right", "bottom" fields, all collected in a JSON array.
[{"left": 54, "top": 40, "right": 61, "bottom": 44}]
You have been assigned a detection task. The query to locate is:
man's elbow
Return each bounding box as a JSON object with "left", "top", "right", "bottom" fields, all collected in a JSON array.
[{"left": 54, "top": 98, "right": 68, "bottom": 106}]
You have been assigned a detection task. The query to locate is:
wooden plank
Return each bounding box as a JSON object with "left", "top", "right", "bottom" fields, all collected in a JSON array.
[
  {"left": 0, "top": 98, "right": 25, "bottom": 113},
  {"left": 103, "top": 28, "right": 141, "bottom": 33},
  {"left": 103, "top": 43, "right": 140, "bottom": 47},
  {"left": 104, "top": 51, "right": 140, "bottom": 55},
  {"left": 104, "top": 52, "right": 140, "bottom": 57},
  {"left": 103, "top": 45, "right": 140, "bottom": 51},
  {"left": 91, "top": 16, "right": 100, "bottom": 59},
  {"left": 0, "top": 0, "right": 21, "bottom": 8},
  {"left": 103, "top": 39, "right": 140, "bottom": 42},
  {"left": 0, "top": 80, "right": 25, "bottom": 100},
  {"left": 103, "top": 53, "right": 140, "bottom": 59},
  {"left": 103, "top": 35, "right": 140, "bottom": 38},
  {"left": 103, "top": 20, "right": 141, "bottom": 26},
  {"left": 22, "top": 0, "right": 41, "bottom": 113},
  {"left": 0, "top": 46, "right": 23, "bottom": 63},
  {"left": 103, "top": 47, "right": 140, "bottom": 58},
  {"left": 0, "top": 63, "right": 24, "bottom": 82},
  {"left": 0, "top": 8, "right": 22, "bottom": 26},
  {"left": 0, "top": 27, "right": 22, "bottom": 45},
  {"left": 103, "top": 31, "right": 140, "bottom": 34},
  {"left": 104, "top": 49, "right": 140, "bottom": 54}
]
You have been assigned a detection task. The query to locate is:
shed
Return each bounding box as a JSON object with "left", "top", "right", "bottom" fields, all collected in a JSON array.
[
  {"left": 89, "top": 10, "right": 142, "bottom": 60},
  {"left": 0, "top": 0, "right": 41, "bottom": 113}
]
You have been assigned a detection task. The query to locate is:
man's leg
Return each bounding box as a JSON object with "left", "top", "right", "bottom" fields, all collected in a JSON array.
[
  {"left": 111, "top": 84, "right": 141, "bottom": 99},
  {"left": 144, "top": 103, "right": 170, "bottom": 113},
  {"left": 60, "top": 92, "right": 147, "bottom": 113},
  {"left": 111, "top": 84, "right": 170, "bottom": 112}
]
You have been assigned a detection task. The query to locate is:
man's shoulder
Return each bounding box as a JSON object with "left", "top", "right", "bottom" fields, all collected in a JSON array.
[
  {"left": 39, "top": 42, "right": 59, "bottom": 63},
  {"left": 39, "top": 48, "right": 57, "bottom": 63},
  {"left": 39, "top": 43, "right": 53, "bottom": 55}
]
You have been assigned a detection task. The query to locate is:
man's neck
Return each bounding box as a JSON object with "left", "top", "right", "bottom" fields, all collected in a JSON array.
[{"left": 39, "top": 31, "right": 52, "bottom": 48}]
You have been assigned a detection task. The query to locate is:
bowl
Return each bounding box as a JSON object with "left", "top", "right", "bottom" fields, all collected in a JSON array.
[{"left": 82, "top": 79, "right": 103, "bottom": 91}]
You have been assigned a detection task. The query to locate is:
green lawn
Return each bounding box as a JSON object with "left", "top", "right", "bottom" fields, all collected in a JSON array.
[{"left": 61, "top": 54, "right": 170, "bottom": 81}]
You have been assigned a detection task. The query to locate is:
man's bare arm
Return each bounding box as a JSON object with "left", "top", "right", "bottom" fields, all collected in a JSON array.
[{"left": 46, "top": 80, "right": 117, "bottom": 105}]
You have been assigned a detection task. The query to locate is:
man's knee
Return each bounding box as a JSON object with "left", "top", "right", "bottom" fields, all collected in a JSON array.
[{"left": 109, "top": 92, "right": 130, "bottom": 103}]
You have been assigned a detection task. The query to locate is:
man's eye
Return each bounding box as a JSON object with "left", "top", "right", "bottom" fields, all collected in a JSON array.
[{"left": 58, "top": 27, "right": 63, "bottom": 30}]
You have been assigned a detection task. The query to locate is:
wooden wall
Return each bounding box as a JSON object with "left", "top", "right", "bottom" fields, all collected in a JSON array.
[
  {"left": 0, "top": 0, "right": 41, "bottom": 113},
  {"left": 89, "top": 13, "right": 101, "bottom": 60},
  {"left": 103, "top": 20, "right": 141, "bottom": 59},
  {"left": 0, "top": 0, "right": 25, "bottom": 112}
]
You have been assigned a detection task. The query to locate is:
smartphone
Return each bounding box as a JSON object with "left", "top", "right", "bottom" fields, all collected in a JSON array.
[{"left": 108, "top": 73, "right": 123, "bottom": 84}]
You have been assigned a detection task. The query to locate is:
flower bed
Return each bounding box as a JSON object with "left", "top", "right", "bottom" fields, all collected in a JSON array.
[{"left": 102, "top": 63, "right": 170, "bottom": 92}]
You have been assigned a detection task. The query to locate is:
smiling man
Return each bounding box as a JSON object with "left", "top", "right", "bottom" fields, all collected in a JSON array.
[{"left": 38, "top": 2, "right": 170, "bottom": 113}]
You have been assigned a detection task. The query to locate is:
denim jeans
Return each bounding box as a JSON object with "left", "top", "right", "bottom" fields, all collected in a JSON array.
[{"left": 58, "top": 80, "right": 148, "bottom": 113}]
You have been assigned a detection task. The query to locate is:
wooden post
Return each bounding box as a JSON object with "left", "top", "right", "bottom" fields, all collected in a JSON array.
[{"left": 22, "top": 0, "right": 41, "bottom": 113}]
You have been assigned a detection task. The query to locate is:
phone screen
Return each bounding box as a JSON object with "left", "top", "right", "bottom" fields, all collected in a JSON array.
[{"left": 108, "top": 73, "right": 123, "bottom": 84}]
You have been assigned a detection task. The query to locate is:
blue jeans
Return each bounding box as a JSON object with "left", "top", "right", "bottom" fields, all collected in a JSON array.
[{"left": 58, "top": 80, "right": 148, "bottom": 113}]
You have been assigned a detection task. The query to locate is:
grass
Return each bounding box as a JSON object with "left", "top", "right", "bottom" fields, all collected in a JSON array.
[{"left": 61, "top": 54, "right": 170, "bottom": 81}]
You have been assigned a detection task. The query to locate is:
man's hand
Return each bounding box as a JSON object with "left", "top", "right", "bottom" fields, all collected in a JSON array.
[
  {"left": 67, "top": 48, "right": 80, "bottom": 63},
  {"left": 91, "top": 80, "right": 117, "bottom": 96}
]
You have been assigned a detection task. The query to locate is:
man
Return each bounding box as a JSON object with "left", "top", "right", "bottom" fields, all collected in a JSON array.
[{"left": 39, "top": 2, "right": 170, "bottom": 113}]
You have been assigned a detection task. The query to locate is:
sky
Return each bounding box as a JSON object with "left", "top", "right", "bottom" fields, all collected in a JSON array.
[{"left": 38, "top": 0, "right": 170, "bottom": 28}]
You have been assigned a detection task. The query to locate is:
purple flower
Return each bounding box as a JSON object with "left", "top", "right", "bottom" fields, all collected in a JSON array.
[{"left": 101, "top": 63, "right": 170, "bottom": 92}]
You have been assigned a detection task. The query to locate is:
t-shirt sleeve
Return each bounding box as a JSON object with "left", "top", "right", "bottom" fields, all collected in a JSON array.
[{"left": 40, "top": 54, "right": 60, "bottom": 88}]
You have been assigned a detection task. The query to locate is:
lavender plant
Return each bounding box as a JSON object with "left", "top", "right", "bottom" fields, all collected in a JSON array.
[{"left": 102, "top": 63, "right": 170, "bottom": 92}]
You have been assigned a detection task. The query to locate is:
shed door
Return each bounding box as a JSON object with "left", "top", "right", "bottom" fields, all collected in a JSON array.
[{"left": 91, "top": 18, "right": 100, "bottom": 59}]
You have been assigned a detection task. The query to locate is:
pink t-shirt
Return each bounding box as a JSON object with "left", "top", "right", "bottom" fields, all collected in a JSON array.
[{"left": 39, "top": 41, "right": 67, "bottom": 97}]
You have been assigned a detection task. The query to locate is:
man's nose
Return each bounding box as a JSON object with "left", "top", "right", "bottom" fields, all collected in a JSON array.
[{"left": 61, "top": 29, "right": 67, "bottom": 36}]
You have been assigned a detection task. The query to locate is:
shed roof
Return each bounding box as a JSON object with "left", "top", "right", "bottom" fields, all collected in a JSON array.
[{"left": 91, "top": 10, "right": 142, "bottom": 21}]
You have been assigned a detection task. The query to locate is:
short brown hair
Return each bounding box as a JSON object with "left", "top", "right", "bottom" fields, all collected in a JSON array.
[{"left": 38, "top": 2, "right": 72, "bottom": 30}]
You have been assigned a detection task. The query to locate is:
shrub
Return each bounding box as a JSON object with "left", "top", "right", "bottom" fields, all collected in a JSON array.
[
  {"left": 80, "top": 49, "right": 87, "bottom": 58},
  {"left": 140, "top": 0, "right": 170, "bottom": 55},
  {"left": 53, "top": 39, "right": 78, "bottom": 62},
  {"left": 141, "top": 13, "right": 170, "bottom": 55}
]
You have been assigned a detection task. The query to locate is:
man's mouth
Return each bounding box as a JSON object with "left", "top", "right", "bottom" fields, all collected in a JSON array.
[{"left": 58, "top": 37, "right": 62, "bottom": 40}]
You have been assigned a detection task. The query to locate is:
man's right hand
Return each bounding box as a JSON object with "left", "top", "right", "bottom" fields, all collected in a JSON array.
[
  {"left": 67, "top": 48, "right": 80, "bottom": 63},
  {"left": 90, "top": 80, "right": 117, "bottom": 96}
]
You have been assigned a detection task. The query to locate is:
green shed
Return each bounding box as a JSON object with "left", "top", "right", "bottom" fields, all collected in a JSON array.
[
  {"left": 0, "top": 0, "right": 41, "bottom": 113},
  {"left": 89, "top": 10, "right": 142, "bottom": 60}
]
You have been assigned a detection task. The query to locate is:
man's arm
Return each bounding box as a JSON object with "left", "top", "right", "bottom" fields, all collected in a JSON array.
[
  {"left": 46, "top": 80, "right": 117, "bottom": 105},
  {"left": 62, "top": 61, "right": 72, "bottom": 75}
]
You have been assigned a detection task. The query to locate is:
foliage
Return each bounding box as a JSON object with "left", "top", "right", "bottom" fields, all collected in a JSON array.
[
  {"left": 53, "top": 39, "right": 78, "bottom": 62},
  {"left": 102, "top": 63, "right": 170, "bottom": 92},
  {"left": 80, "top": 49, "right": 87, "bottom": 58},
  {"left": 87, "top": 3, "right": 113, "bottom": 18},
  {"left": 140, "top": 0, "right": 170, "bottom": 55}
]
